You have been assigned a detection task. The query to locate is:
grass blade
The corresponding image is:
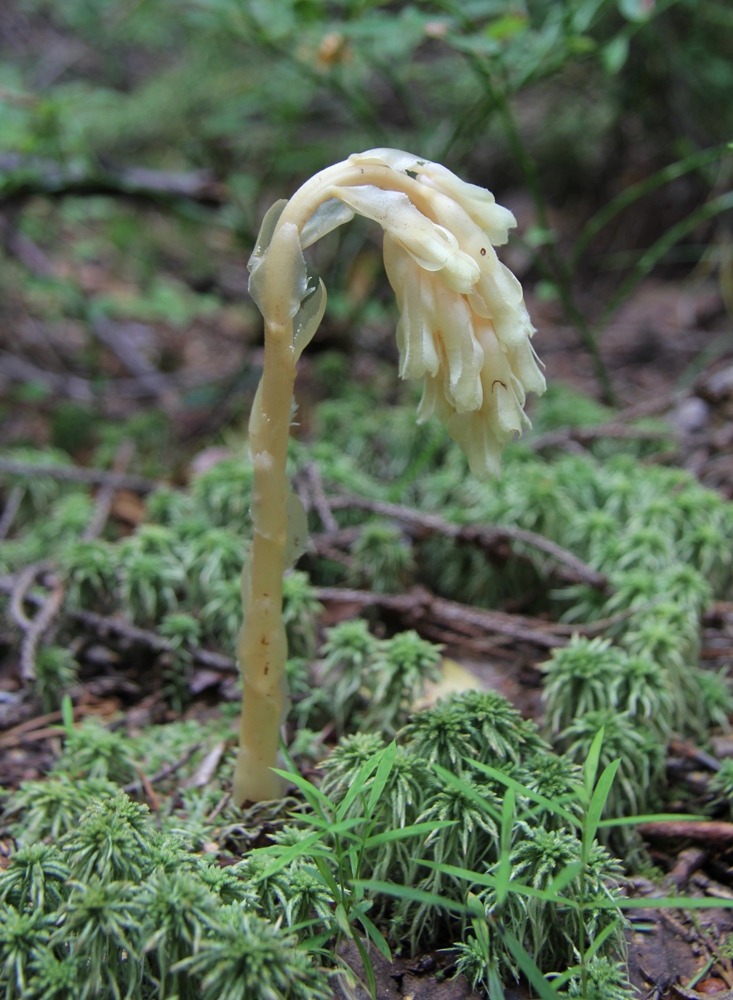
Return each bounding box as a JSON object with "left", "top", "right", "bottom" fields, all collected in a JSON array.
[
  {"left": 432, "top": 762, "right": 503, "bottom": 823},
  {"left": 469, "top": 760, "right": 579, "bottom": 826},
  {"left": 582, "top": 726, "right": 605, "bottom": 804},
  {"left": 351, "top": 930, "right": 377, "bottom": 1000},
  {"left": 572, "top": 142, "right": 731, "bottom": 266},
  {"left": 597, "top": 896, "right": 733, "bottom": 910},
  {"left": 419, "top": 860, "right": 582, "bottom": 909},
  {"left": 600, "top": 190, "right": 733, "bottom": 324},
  {"left": 597, "top": 812, "right": 702, "bottom": 827},
  {"left": 546, "top": 861, "right": 583, "bottom": 899},
  {"left": 270, "top": 766, "right": 332, "bottom": 816},
  {"left": 364, "top": 819, "right": 455, "bottom": 849},
  {"left": 583, "top": 758, "right": 620, "bottom": 856},
  {"left": 495, "top": 788, "right": 515, "bottom": 906},
  {"left": 366, "top": 740, "right": 396, "bottom": 817},
  {"left": 584, "top": 917, "right": 622, "bottom": 963},
  {"left": 354, "top": 880, "right": 471, "bottom": 917},
  {"left": 258, "top": 817, "right": 363, "bottom": 878},
  {"left": 336, "top": 751, "right": 382, "bottom": 823},
  {"left": 356, "top": 910, "right": 392, "bottom": 962},
  {"left": 494, "top": 924, "right": 561, "bottom": 1000}
]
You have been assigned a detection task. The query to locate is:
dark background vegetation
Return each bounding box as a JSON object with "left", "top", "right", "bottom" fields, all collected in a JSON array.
[{"left": 0, "top": 0, "right": 731, "bottom": 471}]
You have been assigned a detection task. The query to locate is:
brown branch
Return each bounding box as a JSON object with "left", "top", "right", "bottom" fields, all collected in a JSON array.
[
  {"left": 83, "top": 441, "right": 136, "bottom": 541},
  {"left": 10, "top": 559, "right": 66, "bottom": 679},
  {"left": 0, "top": 350, "right": 222, "bottom": 403},
  {"left": 10, "top": 560, "right": 54, "bottom": 634},
  {"left": 0, "top": 154, "right": 225, "bottom": 208},
  {"left": 0, "top": 572, "right": 238, "bottom": 676},
  {"left": 315, "top": 582, "right": 644, "bottom": 646},
  {"left": 669, "top": 738, "right": 721, "bottom": 772},
  {"left": 530, "top": 423, "right": 673, "bottom": 453},
  {"left": 326, "top": 493, "right": 608, "bottom": 590},
  {"left": 0, "top": 457, "right": 160, "bottom": 495},
  {"left": 638, "top": 820, "right": 733, "bottom": 844},
  {"left": 0, "top": 485, "right": 24, "bottom": 540},
  {"left": 314, "top": 585, "right": 567, "bottom": 649},
  {"left": 122, "top": 743, "right": 203, "bottom": 794},
  {"left": 0, "top": 351, "right": 95, "bottom": 404},
  {"left": 304, "top": 462, "right": 338, "bottom": 532},
  {"left": 67, "top": 606, "right": 238, "bottom": 674},
  {"left": 20, "top": 579, "right": 65, "bottom": 681},
  {"left": 0, "top": 702, "right": 113, "bottom": 748}
]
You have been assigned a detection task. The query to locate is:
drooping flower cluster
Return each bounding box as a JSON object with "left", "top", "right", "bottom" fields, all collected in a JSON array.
[
  {"left": 332, "top": 149, "right": 546, "bottom": 478},
  {"left": 247, "top": 148, "right": 544, "bottom": 478}
]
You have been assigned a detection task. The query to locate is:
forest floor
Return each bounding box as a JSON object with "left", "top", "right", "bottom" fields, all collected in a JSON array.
[{"left": 3, "top": 262, "right": 733, "bottom": 999}]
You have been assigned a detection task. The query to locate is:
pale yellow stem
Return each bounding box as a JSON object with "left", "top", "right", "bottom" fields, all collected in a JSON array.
[
  {"left": 233, "top": 316, "right": 296, "bottom": 803},
  {"left": 233, "top": 157, "right": 436, "bottom": 804}
]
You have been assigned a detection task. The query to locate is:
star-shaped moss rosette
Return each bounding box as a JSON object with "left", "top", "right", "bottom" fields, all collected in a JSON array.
[{"left": 235, "top": 150, "right": 545, "bottom": 805}]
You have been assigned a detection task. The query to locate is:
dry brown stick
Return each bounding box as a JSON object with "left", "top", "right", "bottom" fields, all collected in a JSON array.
[
  {"left": 304, "top": 462, "right": 339, "bottom": 532},
  {"left": 205, "top": 790, "right": 232, "bottom": 823},
  {"left": 9, "top": 561, "right": 51, "bottom": 632},
  {"left": 0, "top": 572, "right": 238, "bottom": 675},
  {"left": 0, "top": 485, "right": 24, "bottom": 540},
  {"left": 0, "top": 155, "right": 225, "bottom": 208},
  {"left": 0, "top": 701, "right": 112, "bottom": 746},
  {"left": 0, "top": 457, "right": 160, "bottom": 494},
  {"left": 9, "top": 559, "right": 66, "bottom": 680},
  {"left": 122, "top": 743, "right": 203, "bottom": 794},
  {"left": 638, "top": 820, "right": 733, "bottom": 844},
  {"left": 669, "top": 738, "right": 721, "bottom": 772},
  {"left": 68, "top": 606, "right": 238, "bottom": 673},
  {"left": 314, "top": 585, "right": 567, "bottom": 649},
  {"left": 530, "top": 423, "right": 673, "bottom": 453},
  {"left": 19, "top": 579, "right": 65, "bottom": 681},
  {"left": 0, "top": 351, "right": 96, "bottom": 403},
  {"left": 0, "top": 349, "right": 220, "bottom": 402},
  {"left": 316, "top": 582, "right": 645, "bottom": 642},
  {"left": 326, "top": 494, "right": 608, "bottom": 590},
  {"left": 616, "top": 390, "right": 687, "bottom": 423},
  {"left": 665, "top": 848, "right": 707, "bottom": 890},
  {"left": 310, "top": 538, "right": 357, "bottom": 569},
  {"left": 83, "top": 441, "right": 136, "bottom": 541}
]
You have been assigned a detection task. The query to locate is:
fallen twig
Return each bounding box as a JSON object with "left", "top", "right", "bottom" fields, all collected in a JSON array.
[
  {"left": 304, "top": 463, "right": 338, "bottom": 532},
  {"left": 0, "top": 154, "right": 224, "bottom": 208},
  {"left": 184, "top": 740, "right": 228, "bottom": 789},
  {"left": 530, "top": 423, "right": 673, "bottom": 453},
  {"left": 0, "top": 485, "right": 24, "bottom": 540},
  {"left": 669, "top": 739, "right": 721, "bottom": 772},
  {"left": 0, "top": 702, "right": 114, "bottom": 748},
  {"left": 9, "top": 560, "right": 64, "bottom": 680},
  {"left": 314, "top": 585, "right": 567, "bottom": 649},
  {"left": 638, "top": 820, "right": 733, "bottom": 844},
  {"left": 0, "top": 572, "right": 238, "bottom": 678},
  {"left": 83, "top": 441, "right": 136, "bottom": 541},
  {"left": 0, "top": 457, "right": 160, "bottom": 495},
  {"left": 123, "top": 743, "right": 202, "bottom": 794},
  {"left": 326, "top": 494, "right": 608, "bottom": 590}
]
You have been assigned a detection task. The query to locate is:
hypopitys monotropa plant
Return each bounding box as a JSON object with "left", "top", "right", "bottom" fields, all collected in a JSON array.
[{"left": 235, "top": 148, "right": 545, "bottom": 804}]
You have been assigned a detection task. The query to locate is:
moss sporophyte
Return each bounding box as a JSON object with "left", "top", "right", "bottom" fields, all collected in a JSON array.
[{"left": 235, "top": 149, "right": 546, "bottom": 805}]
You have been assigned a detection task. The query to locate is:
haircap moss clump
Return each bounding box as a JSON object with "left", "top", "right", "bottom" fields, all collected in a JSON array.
[
  {"left": 0, "top": 786, "right": 330, "bottom": 1000},
  {"left": 542, "top": 636, "right": 675, "bottom": 739},
  {"left": 315, "top": 689, "right": 625, "bottom": 968},
  {"left": 314, "top": 623, "right": 442, "bottom": 737},
  {"left": 400, "top": 688, "right": 546, "bottom": 771},
  {"left": 476, "top": 828, "right": 625, "bottom": 982}
]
